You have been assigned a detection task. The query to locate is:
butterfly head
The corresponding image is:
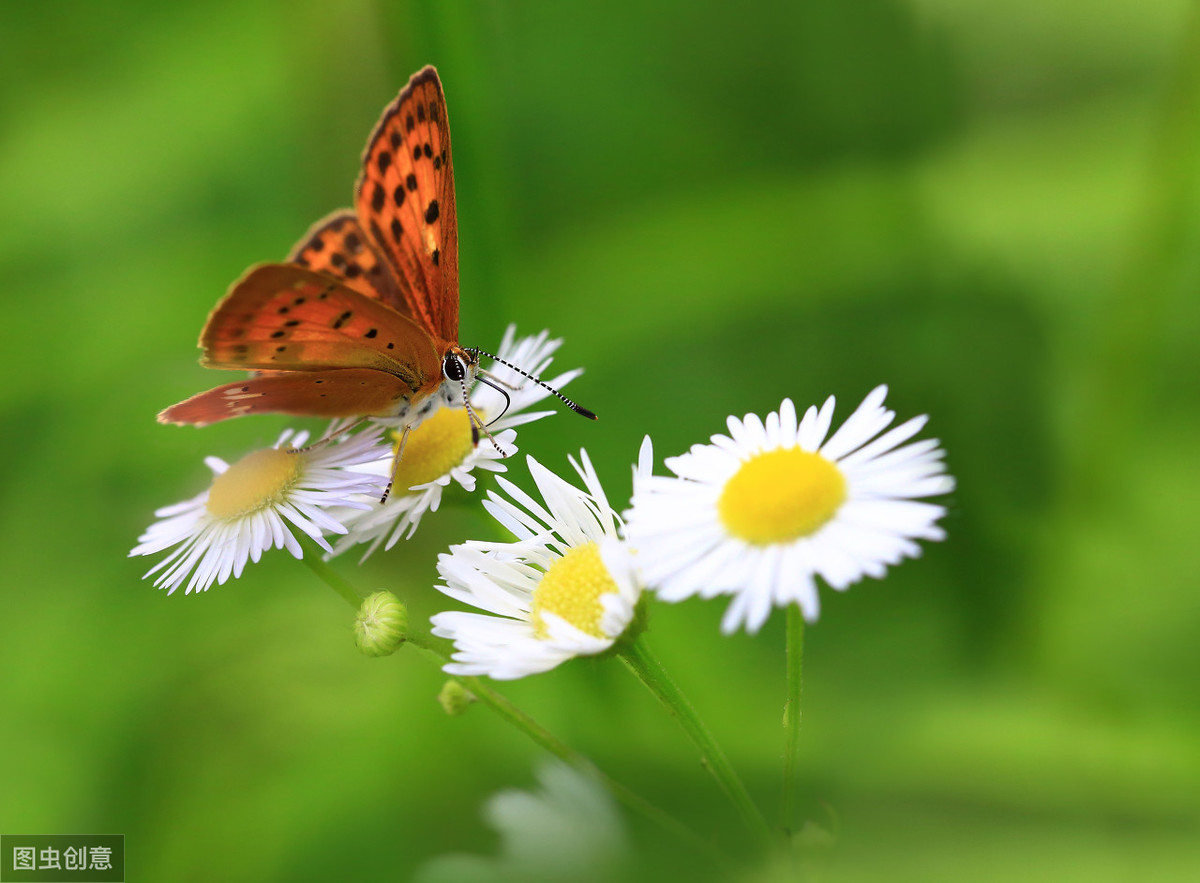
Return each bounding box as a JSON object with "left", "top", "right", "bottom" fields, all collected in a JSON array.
[{"left": 441, "top": 345, "right": 478, "bottom": 386}]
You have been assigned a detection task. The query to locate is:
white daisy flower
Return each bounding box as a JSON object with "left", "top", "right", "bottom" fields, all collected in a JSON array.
[
  {"left": 624, "top": 386, "right": 954, "bottom": 633},
  {"left": 333, "top": 326, "right": 583, "bottom": 557},
  {"left": 430, "top": 451, "right": 641, "bottom": 680},
  {"left": 131, "top": 427, "right": 388, "bottom": 594},
  {"left": 415, "top": 762, "right": 627, "bottom": 883}
]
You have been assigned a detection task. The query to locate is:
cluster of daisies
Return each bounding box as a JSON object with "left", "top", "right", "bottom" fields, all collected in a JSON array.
[{"left": 134, "top": 327, "right": 954, "bottom": 678}]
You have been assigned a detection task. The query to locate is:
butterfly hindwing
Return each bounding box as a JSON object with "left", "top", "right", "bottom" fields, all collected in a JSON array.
[
  {"left": 199, "top": 264, "right": 444, "bottom": 392},
  {"left": 288, "top": 210, "right": 409, "bottom": 314},
  {"left": 356, "top": 66, "right": 459, "bottom": 342},
  {"left": 157, "top": 369, "right": 419, "bottom": 426}
]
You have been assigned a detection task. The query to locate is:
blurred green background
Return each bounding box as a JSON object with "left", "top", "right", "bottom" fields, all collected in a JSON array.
[{"left": 2, "top": 0, "right": 1198, "bottom": 880}]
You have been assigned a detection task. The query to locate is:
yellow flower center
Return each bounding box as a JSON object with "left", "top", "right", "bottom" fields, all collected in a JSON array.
[
  {"left": 206, "top": 448, "right": 302, "bottom": 519},
  {"left": 392, "top": 407, "right": 476, "bottom": 491},
  {"left": 530, "top": 542, "right": 617, "bottom": 639},
  {"left": 717, "top": 448, "right": 847, "bottom": 545}
]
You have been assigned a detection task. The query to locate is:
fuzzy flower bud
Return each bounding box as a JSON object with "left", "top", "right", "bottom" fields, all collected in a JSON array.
[
  {"left": 354, "top": 591, "right": 408, "bottom": 657},
  {"left": 437, "top": 680, "right": 476, "bottom": 716}
]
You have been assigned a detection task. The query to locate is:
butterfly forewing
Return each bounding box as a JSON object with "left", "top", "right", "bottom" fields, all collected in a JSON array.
[
  {"left": 289, "top": 210, "right": 408, "bottom": 313},
  {"left": 200, "top": 264, "right": 444, "bottom": 392},
  {"left": 356, "top": 66, "right": 459, "bottom": 342}
]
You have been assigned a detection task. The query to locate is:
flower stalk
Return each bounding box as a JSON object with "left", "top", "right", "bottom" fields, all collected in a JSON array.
[
  {"left": 781, "top": 605, "right": 804, "bottom": 836},
  {"left": 616, "top": 634, "right": 774, "bottom": 853},
  {"left": 300, "top": 549, "right": 726, "bottom": 864},
  {"left": 300, "top": 549, "right": 362, "bottom": 609}
]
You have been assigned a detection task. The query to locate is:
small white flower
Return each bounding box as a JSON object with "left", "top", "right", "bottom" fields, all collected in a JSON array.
[
  {"left": 430, "top": 451, "right": 640, "bottom": 680},
  {"left": 333, "top": 326, "right": 583, "bottom": 557},
  {"left": 131, "top": 427, "right": 388, "bottom": 594},
  {"left": 415, "top": 763, "right": 627, "bottom": 883},
  {"left": 624, "top": 386, "right": 954, "bottom": 633}
]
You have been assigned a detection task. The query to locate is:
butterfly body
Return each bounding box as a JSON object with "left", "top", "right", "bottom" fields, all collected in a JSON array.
[{"left": 160, "top": 66, "right": 471, "bottom": 430}]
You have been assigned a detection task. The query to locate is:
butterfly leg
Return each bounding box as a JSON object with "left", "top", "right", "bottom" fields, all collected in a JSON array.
[
  {"left": 285, "top": 416, "right": 370, "bottom": 455},
  {"left": 458, "top": 379, "right": 510, "bottom": 460},
  {"left": 476, "top": 368, "right": 525, "bottom": 392},
  {"left": 380, "top": 426, "right": 412, "bottom": 504}
]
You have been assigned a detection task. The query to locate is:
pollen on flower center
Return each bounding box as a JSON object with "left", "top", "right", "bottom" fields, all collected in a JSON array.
[
  {"left": 206, "top": 448, "right": 303, "bottom": 519},
  {"left": 530, "top": 542, "right": 616, "bottom": 639},
  {"left": 717, "top": 447, "right": 847, "bottom": 545},
  {"left": 392, "top": 407, "right": 476, "bottom": 490}
]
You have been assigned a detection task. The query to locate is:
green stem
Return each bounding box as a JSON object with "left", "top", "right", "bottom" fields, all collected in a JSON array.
[
  {"left": 1071, "top": 6, "right": 1200, "bottom": 496},
  {"left": 781, "top": 606, "right": 805, "bottom": 835},
  {"left": 617, "top": 634, "right": 774, "bottom": 852},
  {"left": 300, "top": 548, "right": 361, "bottom": 609},
  {"left": 402, "top": 635, "right": 724, "bottom": 863},
  {"left": 299, "top": 553, "right": 725, "bottom": 863}
]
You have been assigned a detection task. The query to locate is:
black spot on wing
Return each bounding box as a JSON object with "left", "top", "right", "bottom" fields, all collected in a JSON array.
[{"left": 369, "top": 221, "right": 387, "bottom": 253}]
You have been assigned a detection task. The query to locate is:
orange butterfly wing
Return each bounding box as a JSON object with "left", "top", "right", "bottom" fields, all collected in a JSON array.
[
  {"left": 158, "top": 264, "right": 448, "bottom": 425},
  {"left": 158, "top": 369, "right": 420, "bottom": 426},
  {"left": 161, "top": 68, "right": 466, "bottom": 428},
  {"left": 289, "top": 210, "right": 408, "bottom": 314},
  {"left": 199, "top": 264, "right": 443, "bottom": 379},
  {"left": 355, "top": 66, "right": 459, "bottom": 342}
]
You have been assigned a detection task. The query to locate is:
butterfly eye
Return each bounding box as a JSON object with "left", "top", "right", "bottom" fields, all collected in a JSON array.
[{"left": 442, "top": 353, "right": 468, "bottom": 382}]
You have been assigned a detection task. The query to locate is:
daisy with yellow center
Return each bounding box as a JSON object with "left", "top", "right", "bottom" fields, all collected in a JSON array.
[
  {"left": 624, "top": 386, "right": 954, "bottom": 633},
  {"left": 430, "top": 451, "right": 640, "bottom": 680},
  {"left": 333, "top": 326, "right": 582, "bottom": 557},
  {"left": 131, "top": 427, "right": 388, "bottom": 594}
]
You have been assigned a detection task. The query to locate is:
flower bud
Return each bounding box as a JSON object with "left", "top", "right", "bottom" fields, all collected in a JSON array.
[
  {"left": 437, "top": 680, "right": 476, "bottom": 715},
  {"left": 354, "top": 591, "right": 407, "bottom": 657}
]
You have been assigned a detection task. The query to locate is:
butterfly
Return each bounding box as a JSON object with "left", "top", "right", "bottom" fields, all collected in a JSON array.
[{"left": 159, "top": 66, "right": 592, "bottom": 437}]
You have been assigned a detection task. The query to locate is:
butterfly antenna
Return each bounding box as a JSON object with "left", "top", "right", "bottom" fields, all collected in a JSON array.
[
  {"left": 466, "top": 348, "right": 598, "bottom": 420},
  {"left": 379, "top": 426, "right": 411, "bottom": 504},
  {"left": 474, "top": 374, "right": 513, "bottom": 425},
  {"left": 460, "top": 380, "right": 509, "bottom": 458}
]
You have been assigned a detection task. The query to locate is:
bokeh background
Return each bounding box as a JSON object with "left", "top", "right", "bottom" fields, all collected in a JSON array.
[{"left": 2, "top": 1, "right": 1198, "bottom": 880}]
